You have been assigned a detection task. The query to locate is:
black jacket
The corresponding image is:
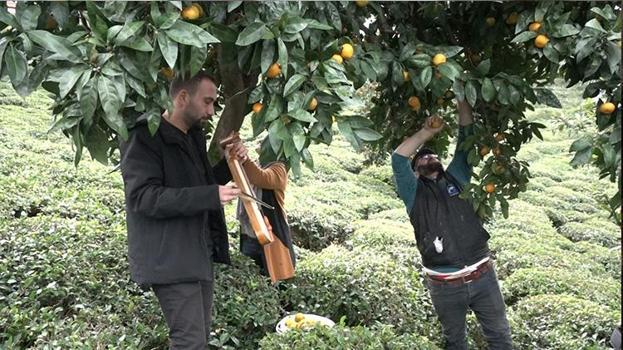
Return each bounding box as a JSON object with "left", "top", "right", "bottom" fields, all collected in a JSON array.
[
  {"left": 119, "top": 119, "right": 231, "bottom": 286},
  {"left": 409, "top": 172, "right": 490, "bottom": 268}
]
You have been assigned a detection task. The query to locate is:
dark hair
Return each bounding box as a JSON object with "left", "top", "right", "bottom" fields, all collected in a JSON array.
[
  {"left": 169, "top": 70, "right": 218, "bottom": 98},
  {"left": 410, "top": 147, "right": 436, "bottom": 170}
]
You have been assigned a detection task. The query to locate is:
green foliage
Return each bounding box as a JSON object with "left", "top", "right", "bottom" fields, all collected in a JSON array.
[
  {"left": 209, "top": 252, "right": 283, "bottom": 350},
  {"left": 286, "top": 157, "right": 402, "bottom": 250},
  {"left": 259, "top": 324, "right": 441, "bottom": 350},
  {"left": 509, "top": 294, "right": 619, "bottom": 349},
  {"left": 0, "top": 1, "right": 620, "bottom": 217},
  {"left": 558, "top": 218, "right": 620, "bottom": 247},
  {"left": 281, "top": 245, "right": 440, "bottom": 339},
  {"left": 502, "top": 267, "right": 620, "bottom": 310},
  {"left": 0, "top": 216, "right": 168, "bottom": 349}
]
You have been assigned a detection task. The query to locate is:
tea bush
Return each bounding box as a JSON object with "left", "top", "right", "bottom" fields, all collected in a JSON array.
[
  {"left": 259, "top": 324, "right": 441, "bottom": 350},
  {"left": 281, "top": 245, "right": 440, "bottom": 339},
  {"left": 502, "top": 267, "right": 620, "bottom": 309},
  {"left": 509, "top": 294, "right": 619, "bottom": 349}
]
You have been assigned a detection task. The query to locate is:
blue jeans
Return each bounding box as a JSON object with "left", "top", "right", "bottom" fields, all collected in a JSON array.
[{"left": 425, "top": 264, "right": 512, "bottom": 350}]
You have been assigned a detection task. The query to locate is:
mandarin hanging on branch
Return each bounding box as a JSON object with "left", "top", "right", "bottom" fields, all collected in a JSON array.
[
  {"left": 331, "top": 54, "right": 344, "bottom": 64},
  {"left": 599, "top": 102, "right": 616, "bottom": 114},
  {"left": 408, "top": 96, "right": 421, "bottom": 111},
  {"left": 340, "top": 43, "right": 354, "bottom": 59},
  {"left": 534, "top": 34, "right": 549, "bottom": 48},
  {"left": 266, "top": 63, "right": 281, "bottom": 78},
  {"left": 252, "top": 102, "right": 263, "bottom": 114},
  {"left": 308, "top": 97, "right": 318, "bottom": 111},
  {"left": 181, "top": 5, "right": 200, "bottom": 20},
  {"left": 432, "top": 53, "right": 447, "bottom": 67},
  {"left": 529, "top": 21, "right": 542, "bottom": 32},
  {"left": 506, "top": 12, "right": 518, "bottom": 25},
  {"left": 430, "top": 116, "right": 443, "bottom": 128}
]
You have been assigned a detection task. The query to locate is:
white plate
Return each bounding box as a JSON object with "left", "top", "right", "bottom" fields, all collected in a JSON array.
[{"left": 275, "top": 313, "right": 335, "bottom": 334}]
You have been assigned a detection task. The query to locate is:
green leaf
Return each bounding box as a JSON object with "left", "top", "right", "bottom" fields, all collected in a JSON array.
[
  {"left": 508, "top": 85, "right": 521, "bottom": 105},
  {"left": 189, "top": 45, "right": 207, "bottom": 77},
  {"left": 227, "top": 1, "right": 243, "bottom": 12},
  {"left": 534, "top": 87, "right": 561, "bottom": 108},
  {"left": 125, "top": 74, "right": 146, "bottom": 98},
  {"left": 354, "top": 127, "right": 382, "bottom": 141},
  {"left": 84, "top": 124, "right": 109, "bottom": 165},
  {"left": 277, "top": 38, "right": 288, "bottom": 79},
  {"left": 59, "top": 67, "right": 89, "bottom": 99},
  {"left": 585, "top": 18, "right": 606, "bottom": 33},
  {"left": 0, "top": 6, "right": 19, "bottom": 28},
  {"left": 570, "top": 145, "right": 593, "bottom": 167},
  {"left": 337, "top": 120, "right": 362, "bottom": 151},
  {"left": 48, "top": 114, "right": 81, "bottom": 133},
  {"left": 87, "top": 4, "right": 109, "bottom": 43},
  {"left": 605, "top": 41, "right": 621, "bottom": 74},
  {"left": 481, "top": 78, "right": 495, "bottom": 102},
  {"left": 98, "top": 75, "right": 125, "bottom": 136},
  {"left": 146, "top": 108, "right": 161, "bottom": 135},
  {"left": 584, "top": 56, "right": 602, "bottom": 79},
  {"left": 325, "top": 2, "right": 342, "bottom": 31},
  {"left": 166, "top": 21, "right": 219, "bottom": 47},
  {"left": 306, "top": 19, "right": 333, "bottom": 31},
  {"left": 465, "top": 80, "right": 478, "bottom": 107},
  {"left": 543, "top": 44, "right": 559, "bottom": 63},
  {"left": 157, "top": 32, "right": 178, "bottom": 68},
  {"left": 452, "top": 80, "right": 465, "bottom": 102},
  {"left": 438, "top": 63, "right": 460, "bottom": 81},
  {"left": 301, "top": 148, "right": 314, "bottom": 169},
  {"left": 476, "top": 59, "right": 491, "bottom": 76},
  {"left": 283, "top": 74, "right": 306, "bottom": 97},
  {"left": 235, "top": 22, "right": 267, "bottom": 46},
  {"left": 114, "top": 21, "right": 145, "bottom": 45},
  {"left": 260, "top": 39, "right": 275, "bottom": 76},
  {"left": 265, "top": 95, "right": 283, "bottom": 122},
  {"left": 27, "top": 30, "right": 82, "bottom": 62},
  {"left": 289, "top": 124, "right": 306, "bottom": 151},
  {"left": 419, "top": 66, "right": 432, "bottom": 88},
  {"left": 284, "top": 17, "right": 308, "bottom": 34},
  {"left": 80, "top": 78, "right": 99, "bottom": 122},
  {"left": 288, "top": 109, "right": 317, "bottom": 123},
  {"left": 122, "top": 37, "right": 153, "bottom": 52},
  {"left": 205, "top": 23, "right": 238, "bottom": 43},
  {"left": 17, "top": 4, "right": 41, "bottom": 31},
  {"left": 553, "top": 24, "right": 580, "bottom": 38},
  {"left": 441, "top": 46, "right": 463, "bottom": 58},
  {"left": 511, "top": 31, "right": 537, "bottom": 43},
  {"left": 5, "top": 44, "right": 27, "bottom": 87}
]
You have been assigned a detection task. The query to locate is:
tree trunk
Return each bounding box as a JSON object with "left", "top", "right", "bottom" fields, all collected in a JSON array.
[{"left": 207, "top": 43, "right": 258, "bottom": 164}]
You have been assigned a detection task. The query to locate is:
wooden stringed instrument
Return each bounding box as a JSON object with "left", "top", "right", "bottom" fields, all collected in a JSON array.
[{"left": 220, "top": 132, "right": 274, "bottom": 245}]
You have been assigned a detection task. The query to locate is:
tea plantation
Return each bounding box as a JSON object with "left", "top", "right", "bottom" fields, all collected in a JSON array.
[{"left": 0, "top": 82, "right": 619, "bottom": 349}]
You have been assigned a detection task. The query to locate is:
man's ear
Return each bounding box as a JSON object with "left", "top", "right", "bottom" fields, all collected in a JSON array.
[{"left": 176, "top": 90, "right": 189, "bottom": 107}]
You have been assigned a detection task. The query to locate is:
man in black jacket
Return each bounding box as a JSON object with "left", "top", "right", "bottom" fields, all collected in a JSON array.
[
  {"left": 119, "top": 71, "right": 247, "bottom": 349},
  {"left": 392, "top": 101, "right": 511, "bottom": 349}
]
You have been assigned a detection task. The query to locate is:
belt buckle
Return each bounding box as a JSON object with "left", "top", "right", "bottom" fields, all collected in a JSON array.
[{"left": 462, "top": 275, "right": 473, "bottom": 284}]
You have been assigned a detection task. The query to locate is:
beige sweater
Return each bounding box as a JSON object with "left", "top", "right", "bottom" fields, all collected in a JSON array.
[{"left": 242, "top": 161, "right": 288, "bottom": 214}]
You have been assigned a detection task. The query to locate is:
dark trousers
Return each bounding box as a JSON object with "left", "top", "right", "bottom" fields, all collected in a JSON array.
[
  {"left": 425, "top": 264, "right": 512, "bottom": 350},
  {"left": 152, "top": 281, "right": 214, "bottom": 350}
]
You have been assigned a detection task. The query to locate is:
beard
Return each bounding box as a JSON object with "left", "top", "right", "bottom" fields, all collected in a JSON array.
[{"left": 417, "top": 160, "right": 443, "bottom": 177}]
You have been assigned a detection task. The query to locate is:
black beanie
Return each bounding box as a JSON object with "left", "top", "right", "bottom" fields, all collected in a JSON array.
[{"left": 410, "top": 147, "right": 436, "bottom": 170}]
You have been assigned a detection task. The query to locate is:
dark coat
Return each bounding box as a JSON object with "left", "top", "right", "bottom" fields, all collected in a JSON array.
[
  {"left": 409, "top": 172, "right": 490, "bottom": 268},
  {"left": 119, "top": 119, "right": 231, "bottom": 286}
]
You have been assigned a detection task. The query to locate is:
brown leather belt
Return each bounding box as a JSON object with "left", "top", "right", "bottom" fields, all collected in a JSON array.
[{"left": 426, "top": 260, "right": 492, "bottom": 286}]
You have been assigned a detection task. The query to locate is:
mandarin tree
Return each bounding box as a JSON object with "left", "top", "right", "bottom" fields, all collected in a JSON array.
[{"left": 0, "top": 1, "right": 619, "bottom": 219}]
